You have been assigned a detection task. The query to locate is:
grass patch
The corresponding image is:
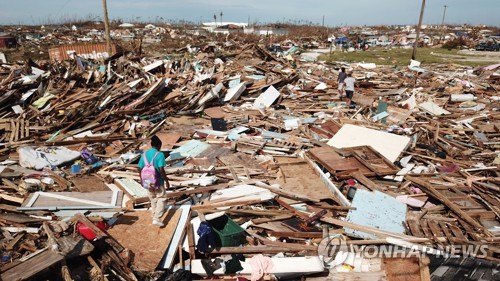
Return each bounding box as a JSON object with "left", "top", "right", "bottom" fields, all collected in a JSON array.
[{"left": 319, "top": 47, "right": 492, "bottom": 67}]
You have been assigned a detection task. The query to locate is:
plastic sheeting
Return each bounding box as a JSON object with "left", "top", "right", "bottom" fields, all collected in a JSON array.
[{"left": 19, "top": 146, "right": 81, "bottom": 170}]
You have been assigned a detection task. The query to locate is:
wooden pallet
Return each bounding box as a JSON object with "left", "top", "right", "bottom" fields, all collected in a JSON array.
[{"left": 0, "top": 118, "right": 30, "bottom": 143}]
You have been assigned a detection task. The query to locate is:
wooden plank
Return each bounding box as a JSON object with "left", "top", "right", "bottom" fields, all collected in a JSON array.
[
  {"left": 73, "top": 213, "right": 107, "bottom": 239},
  {"left": 438, "top": 221, "right": 455, "bottom": 243},
  {"left": 211, "top": 246, "right": 308, "bottom": 254},
  {"left": 448, "top": 223, "right": 469, "bottom": 242},
  {"left": 191, "top": 199, "right": 267, "bottom": 211},
  {"left": 245, "top": 229, "right": 318, "bottom": 251},
  {"left": 419, "top": 219, "right": 434, "bottom": 239},
  {"left": 1, "top": 250, "right": 64, "bottom": 281},
  {"left": 9, "top": 119, "right": 15, "bottom": 143},
  {"left": 20, "top": 119, "right": 25, "bottom": 139},
  {"left": 457, "top": 219, "right": 483, "bottom": 241},
  {"left": 275, "top": 197, "right": 310, "bottom": 221},
  {"left": 161, "top": 203, "right": 191, "bottom": 269},
  {"left": 321, "top": 217, "right": 428, "bottom": 241},
  {"left": 427, "top": 219, "right": 446, "bottom": 240},
  {"left": 350, "top": 171, "right": 381, "bottom": 191},
  {"left": 186, "top": 221, "right": 196, "bottom": 260},
  {"left": 14, "top": 119, "right": 19, "bottom": 142},
  {"left": 251, "top": 214, "right": 294, "bottom": 225},
  {"left": 166, "top": 184, "right": 228, "bottom": 198},
  {"left": 419, "top": 255, "right": 431, "bottom": 281},
  {"left": 0, "top": 193, "right": 25, "bottom": 204},
  {"left": 0, "top": 213, "right": 48, "bottom": 224},
  {"left": 267, "top": 231, "right": 323, "bottom": 238},
  {"left": 407, "top": 219, "right": 425, "bottom": 238}
]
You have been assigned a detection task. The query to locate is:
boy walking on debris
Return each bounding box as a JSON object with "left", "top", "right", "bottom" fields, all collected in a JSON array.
[
  {"left": 138, "top": 135, "right": 170, "bottom": 227},
  {"left": 337, "top": 67, "right": 347, "bottom": 99},
  {"left": 344, "top": 72, "right": 356, "bottom": 108}
]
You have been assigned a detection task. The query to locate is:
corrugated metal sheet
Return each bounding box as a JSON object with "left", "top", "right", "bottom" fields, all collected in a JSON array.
[{"left": 48, "top": 43, "right": 117, "bottom": 61}]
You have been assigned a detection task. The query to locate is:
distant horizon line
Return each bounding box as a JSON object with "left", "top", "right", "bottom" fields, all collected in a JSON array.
[{"left": 0, "top": 20, "right": 498, "bottom": 29}]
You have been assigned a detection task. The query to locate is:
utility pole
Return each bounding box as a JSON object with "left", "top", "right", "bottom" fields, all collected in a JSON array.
[
  {"left": 412, "top": 0, "right": 426, "bottom": 60},
  {"left": 102, "top": 0, "right": 112, "bottom": 55},
  {"left": 440, "top": 5, "right": 448, "bottom": 43}
]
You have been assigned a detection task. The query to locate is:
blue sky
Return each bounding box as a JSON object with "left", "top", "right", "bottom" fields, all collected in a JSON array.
[{"left": 1, "top": 0, "right": 498, "bottom": 26}]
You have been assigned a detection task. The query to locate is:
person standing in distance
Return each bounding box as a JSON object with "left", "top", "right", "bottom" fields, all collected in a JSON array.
[
  {"left": 344, "top": 72, "right": 356, "bottom": 108},
  {"left": 138, "top": 135, "right": 170, "bottom": 227},
  {"left": 337, "top": 67, "right": 347, "bottom": 100}
]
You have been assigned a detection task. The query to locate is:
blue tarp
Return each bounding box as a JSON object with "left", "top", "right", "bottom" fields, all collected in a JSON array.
[{"left": 336, "top": 37, "right": 349, "bottom": 43}]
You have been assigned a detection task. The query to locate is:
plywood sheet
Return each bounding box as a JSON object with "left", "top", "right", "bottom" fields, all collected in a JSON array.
[
  {"left": 217, "top": 152, "right": 263, "bottom": 170},
  {"left": 327, "top": 124, "right": 411, "bottom": 162},
  {"left": 156, "top": 132, "right": 182, "bottom": 150},
  {"left": 271, "top": 157, "right": 334, "bottom": 201},
  {"left": 384, "top": 257, "right": 421, "bottom": 281},
  {"left": 71, "top": 176, "right": 110, "bottom": 192},
  {"left": 107, "top": 209, "right": 182, "bottom": 272}
]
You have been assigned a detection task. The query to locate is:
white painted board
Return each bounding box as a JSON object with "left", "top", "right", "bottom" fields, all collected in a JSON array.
[
  {"left": 224, "top": 82, "right": 246, "bottom": 102},
  {"left": 252, "top": 85, "right": 280, "bottom": 109},
  {"left": 327, "top": 124, "right": 410, "bottom": 162}
]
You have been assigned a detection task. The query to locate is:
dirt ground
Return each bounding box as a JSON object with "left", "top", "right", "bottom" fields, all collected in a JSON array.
[{"left": 107, "top": 208, "right": 182, "bottom": 272}]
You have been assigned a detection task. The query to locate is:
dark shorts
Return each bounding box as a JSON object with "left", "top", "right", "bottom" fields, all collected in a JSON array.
[{"left": 346, "top": 90, "right": 354, "bottom": 99}]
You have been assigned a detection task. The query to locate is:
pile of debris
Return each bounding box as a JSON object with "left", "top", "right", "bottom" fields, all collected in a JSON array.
[{"left": 0, "top": 40, "right": 499, "bottom": 281}]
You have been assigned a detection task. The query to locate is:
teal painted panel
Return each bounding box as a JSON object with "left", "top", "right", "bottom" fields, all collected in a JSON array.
[
  {"left": 166, "top": 139, "right": 210, "bottom": 161},
  {"left": 345, "top": 189, "right": 406, "bottom": 239}
]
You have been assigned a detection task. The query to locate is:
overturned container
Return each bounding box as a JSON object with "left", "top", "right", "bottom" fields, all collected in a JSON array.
[{"left": 450, "top": 94, "right": 476, "bottom": 102}]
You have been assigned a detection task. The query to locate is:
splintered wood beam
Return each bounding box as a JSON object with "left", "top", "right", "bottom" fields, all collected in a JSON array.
[
  {"left": 73, "top": 213, "right": 107, "bottom": 239},
  {"left": 210, "top": 246, "right": 310, "bottom": 254},
  {"left": 267, "top": 231, "right": 323, "bottom": 239},
  {"left": 350, "top": 171, "right": 381, "bottom": 191},
  {"left": 274, "top": 197, "right": 310, "bottom": 220},
  {"left": 6, "top": 231, "right": 26, "bottom": 250},
  {"left": 191, "top": 198, "right": 268, "bottom": 211},
  {"left": 245, "top": 229, "right": 318, "bottom": 251},
  {"left": 321, "top": 217, "right": 429, "bottom": 242},
  {"left": 186, "top": 222, "right": 196, "bottom": 260}
]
